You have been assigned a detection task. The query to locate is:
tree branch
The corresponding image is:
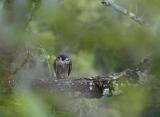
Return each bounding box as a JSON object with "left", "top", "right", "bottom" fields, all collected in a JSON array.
[
  {"left": 6, "top": 57, "right": 151, "bottom": 98},
  {"left": 9, "top": 56, "right": 151, "bottom": 98},
  {"left": 101, "top": 0, "right": 144, "bottom": 25}
]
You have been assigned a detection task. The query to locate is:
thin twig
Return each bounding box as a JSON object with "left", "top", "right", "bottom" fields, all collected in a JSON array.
[{"left": 101, "top": 0, "right": 144, "bottom": 24}]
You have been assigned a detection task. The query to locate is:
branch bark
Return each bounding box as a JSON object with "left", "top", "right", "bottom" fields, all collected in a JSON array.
[{"left": 101, "top": 0, "right": 144, "bottom": 25}]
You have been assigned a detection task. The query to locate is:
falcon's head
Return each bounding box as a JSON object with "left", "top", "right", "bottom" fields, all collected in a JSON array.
[{"left": 54, "top": 54, "right": 72, "bottom": 79}]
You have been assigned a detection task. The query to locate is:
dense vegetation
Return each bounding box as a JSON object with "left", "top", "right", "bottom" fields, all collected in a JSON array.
[{"left": 0, "top": 0, "right": 160, "bottom": 117}]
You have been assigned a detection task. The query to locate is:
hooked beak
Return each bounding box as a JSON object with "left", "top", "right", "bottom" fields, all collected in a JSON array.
[{"left": 57, "top": 58, "right": 65, "bottom": 68}]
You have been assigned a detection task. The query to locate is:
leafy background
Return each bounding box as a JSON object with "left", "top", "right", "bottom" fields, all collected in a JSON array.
[{"left": 0, "top": 0, "right": 160, "bottom": 117}]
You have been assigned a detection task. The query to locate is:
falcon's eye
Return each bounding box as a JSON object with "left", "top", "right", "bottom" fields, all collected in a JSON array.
[{"left": 57, "top": 57, "right": 61, "bottom": 61}]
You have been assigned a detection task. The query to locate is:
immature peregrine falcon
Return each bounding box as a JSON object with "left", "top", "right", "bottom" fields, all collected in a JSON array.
[{"left": 54, "top": 54, "right": 72, "bottom": 79}]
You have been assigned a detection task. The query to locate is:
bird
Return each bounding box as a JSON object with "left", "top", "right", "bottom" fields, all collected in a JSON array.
[{"left": 54, "top": 54, "right": 72, "bottom": 79}]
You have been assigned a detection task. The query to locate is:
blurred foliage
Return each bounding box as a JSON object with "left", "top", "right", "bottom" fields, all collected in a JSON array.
[{"left": 0, "top": 0, "right": 160, "bottom": 117}]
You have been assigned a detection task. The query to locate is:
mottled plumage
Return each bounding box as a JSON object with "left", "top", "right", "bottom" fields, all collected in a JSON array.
[{"left": 54, "top": 54, "right": 72, "bottom": 79}]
